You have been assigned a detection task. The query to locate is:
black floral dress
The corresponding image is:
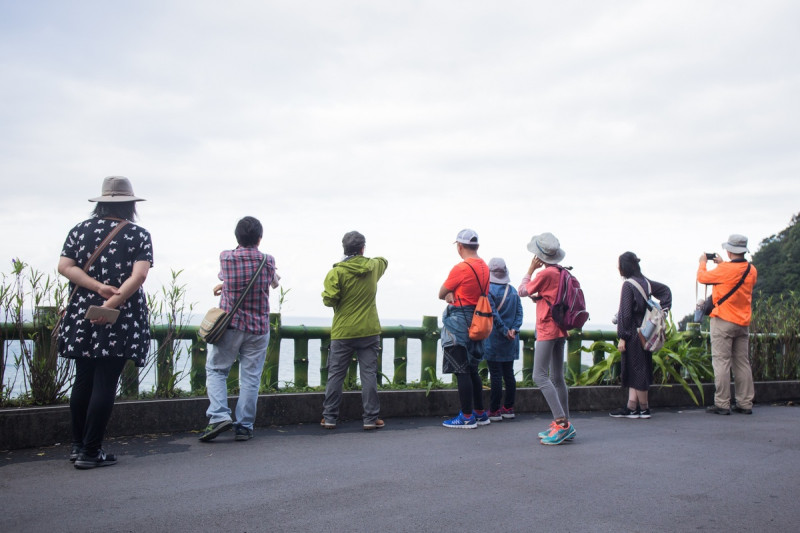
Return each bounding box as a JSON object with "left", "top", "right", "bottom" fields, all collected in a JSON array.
[
  {"left": 58, "top": 217, "right": 154, "bottom": 367},
  {"left": 616, "top": 275, "right": 672, "bottom": 390}
]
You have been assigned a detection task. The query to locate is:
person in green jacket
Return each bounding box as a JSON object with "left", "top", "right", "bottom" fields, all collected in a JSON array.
[{"left": 320, "top": 231, "right": 388, "bottom": 430}]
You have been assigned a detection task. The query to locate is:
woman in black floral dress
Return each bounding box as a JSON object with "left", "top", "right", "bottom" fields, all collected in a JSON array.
[
  {"left": 57, "top": 176, "right": 153, "bottom": 469},
  {"left": 610, "top": 252, "right": 671, "bottom": 420}
]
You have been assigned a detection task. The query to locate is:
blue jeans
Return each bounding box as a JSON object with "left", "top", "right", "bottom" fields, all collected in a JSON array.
[{"left": 205, "top": 328, "right": 269, "bottom": 430}]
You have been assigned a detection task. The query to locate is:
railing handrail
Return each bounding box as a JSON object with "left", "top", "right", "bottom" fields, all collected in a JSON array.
[{"left": 0, "top": 314, "right": 710, "bottom": 402}]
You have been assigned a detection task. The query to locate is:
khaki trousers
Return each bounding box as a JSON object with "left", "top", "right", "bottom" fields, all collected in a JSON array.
[{"left": 710, "top": 317, "right": 755, "bottom": 409}]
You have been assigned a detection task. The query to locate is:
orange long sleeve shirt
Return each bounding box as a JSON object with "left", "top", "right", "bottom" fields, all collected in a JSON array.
[{"left": 697, "top": 259, "right": 757, "bottom": 326}]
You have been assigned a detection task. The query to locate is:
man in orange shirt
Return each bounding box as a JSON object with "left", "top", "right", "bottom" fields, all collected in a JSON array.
[
  {"left": 697, "top": 234, "right": 758, "bottom": 415},
  {"left": 439, "top": 229, "right": 491, "bottom": 428}
]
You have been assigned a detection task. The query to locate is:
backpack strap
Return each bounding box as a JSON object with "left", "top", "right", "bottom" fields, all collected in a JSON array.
[
  {"left": 496, "top": 284, "right": 510, "bottom": 312},
  {"left": 714, "top": 263, "right": 752, "bottom": 309},
  {"left": 462, "top": 260, "right": 487, "bottom": 296},
  {"left": 624, "top": 278, "right": 653, "bottom": 307}
]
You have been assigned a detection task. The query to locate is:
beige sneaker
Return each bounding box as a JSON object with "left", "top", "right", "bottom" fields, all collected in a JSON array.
[{"left": 363, "top": 419, "right": 385, "bottom": 430}]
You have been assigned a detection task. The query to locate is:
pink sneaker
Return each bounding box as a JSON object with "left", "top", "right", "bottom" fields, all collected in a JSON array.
[
  {"left": 500, "top": 407, "right": 515, "bottom": 419},
  {"left": 488, "top": 409, "right": 503, "bottom": 421}
]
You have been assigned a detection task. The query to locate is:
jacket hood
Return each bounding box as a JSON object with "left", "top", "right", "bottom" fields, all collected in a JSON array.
[{"left": 333, "top": 255, "right": 374, "bottom": 276}]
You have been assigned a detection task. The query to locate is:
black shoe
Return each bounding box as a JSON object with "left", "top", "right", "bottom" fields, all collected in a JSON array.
[
  {"left": 199, "top": 419, "right": 233, "bottom": 442},
  {"left": 733, "top": 406, "right": 753, "bottom": 415},
  {"left": 638, "top": 408, "right": 652, "bottom": 419},
  {"left": 69, "top": 444, "right": 81, "bottom": 462},
  {"left": 706, "top": 405, "right": 731, "bottom": 415},
  {"left": 234, "top": 424, "right": 253, "bottom": 441},
  {"left": 74, "top": 449, "right": 117, "bottom": 469},
  {"left": 609, "top": 406, "right": 639, "bottom": 418}
]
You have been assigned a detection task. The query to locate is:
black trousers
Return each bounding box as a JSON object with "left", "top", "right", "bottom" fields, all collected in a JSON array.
[
  {"left": 487, "top": 360, "right": 516, "bottom": 411},
  {"left": 455, "top": 369, "right": 484, "bottom": 414},
  {"left": 70, "top": 358, "right": 126, "bottom": 455}
]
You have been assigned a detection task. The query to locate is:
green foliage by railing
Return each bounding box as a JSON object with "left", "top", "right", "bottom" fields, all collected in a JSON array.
[
  {"left": 750, "top": 291, "right": 800, "bottom": 380},
  {"left": 572, "top": 318, "right": 713, "bottom": 405},
  {"left": 0, "top": 259, "right": 72, "bottom": 405}
]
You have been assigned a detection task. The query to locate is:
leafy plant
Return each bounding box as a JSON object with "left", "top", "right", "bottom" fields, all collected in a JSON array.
[
  {"left": 143, "top": 269, "right": 196, "bottom": 398},
  {"left": 0, "top": 259, "right": 71, "bottom": 405},
  {"left": 572, "top": 316, "right": 713, "bottom": 405},
  {"left": 750, "top": 291, "right": 800, "bottom": 380}
]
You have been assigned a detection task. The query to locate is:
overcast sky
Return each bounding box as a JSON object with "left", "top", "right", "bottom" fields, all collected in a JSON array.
[{"left": 1, "top": 1, "right": 798, "bottom": 329}]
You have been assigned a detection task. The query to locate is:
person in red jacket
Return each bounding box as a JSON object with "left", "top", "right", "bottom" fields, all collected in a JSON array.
[{"left": 697, "top": 234, "right": 758, "bottom": 415}]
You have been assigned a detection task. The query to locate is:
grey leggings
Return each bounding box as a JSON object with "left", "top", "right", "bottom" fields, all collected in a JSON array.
[{"left": 533, "top": 338, "right": 569, "bottom": 420}]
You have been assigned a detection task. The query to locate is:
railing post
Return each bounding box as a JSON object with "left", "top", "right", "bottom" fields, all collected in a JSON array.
[
  {"left": 393, "top": 336, "right": 408, "bottom": 385},
  {"left": 294, "top": 336, "right": 309, "bottom": 388},
  {"left": 320, "top": 337, "right": 330, "bottom": 386},
  {"left": 377, "top": 337, "right": 384, "bottom": 385},
  {"left": 421, "top": 315, "right": 439, "bottom": 382},
  {"left": 32, "top": 306, "right": 58, "bottom": 404},
  {"left": 191, "top": 340, "right": 207, "bottom": 394},
  {"left": 521, "top": 335, "right": 535, "bottom": 385},
  {"left": 567, "top": 332, "right": 582, "bottom": 379},
  {"left": 264, "top": 313, "right": 281, "bottom": 390}
]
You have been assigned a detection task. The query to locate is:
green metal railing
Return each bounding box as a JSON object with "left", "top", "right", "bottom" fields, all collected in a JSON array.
[{"left": 1, "top": 314, "right": 707, "bottom": 400}]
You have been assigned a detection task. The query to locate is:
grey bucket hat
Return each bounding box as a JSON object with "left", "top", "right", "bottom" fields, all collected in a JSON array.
[
  {"left": 527, "top": 232, "right": 565, "bottom": 264},
  {"left": 488, "top": 257, "right": 510, "bottom": 284},
  {"left": 721, "top": 234, "right": 749, "bottom": 254},
  {"left": 88, "top": 176, "right": 146, "bottom": 202}
]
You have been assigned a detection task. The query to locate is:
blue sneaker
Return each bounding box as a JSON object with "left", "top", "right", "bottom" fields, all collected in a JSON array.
[
  {"left": 540, "top": 422, "right": 575, "bottom": 445},
  {"left": 442, "top": 411, "right": 477, "bottom": 429},
  {"left": 473, "top": 410, "right": 491, "bottom": 426}
]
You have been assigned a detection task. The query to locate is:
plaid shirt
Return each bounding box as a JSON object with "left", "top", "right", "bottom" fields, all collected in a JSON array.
[{"left": 218, "top": 246, "right": 275, "bottom": 335}]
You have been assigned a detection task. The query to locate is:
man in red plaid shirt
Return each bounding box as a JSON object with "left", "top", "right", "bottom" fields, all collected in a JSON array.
[{"left": 199, "top": 216, "right": 278, "bottom": 442}]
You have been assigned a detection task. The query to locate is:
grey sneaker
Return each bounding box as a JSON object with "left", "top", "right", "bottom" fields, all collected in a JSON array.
[
  {"left": 74, "top": 449, "right": 117, "bottom": 469},
  {"left": 234, "top": 424, "right": 253, "bottom": 441},
  {"left": 706, "top": 405, "right": 731, "bottom": 415},
  {"left": 199, "top": 419, "right": 233, "bottom": 441}
]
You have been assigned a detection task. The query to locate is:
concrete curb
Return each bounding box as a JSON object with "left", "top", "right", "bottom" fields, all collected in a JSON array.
[{"left": 1, "top": 381, "right": 798, "bottom": 450}]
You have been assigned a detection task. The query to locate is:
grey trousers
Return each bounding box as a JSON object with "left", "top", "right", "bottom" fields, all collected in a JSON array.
[
  {"left": 533, "top": 337, "right": 570, "bottom": 420},
  {"left": 322, "top": 335, "right": 381, "bottom": 424}
]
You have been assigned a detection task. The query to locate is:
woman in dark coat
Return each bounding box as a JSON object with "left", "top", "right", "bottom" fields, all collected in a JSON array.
[
  {"left": 57, "top": 176, "right": 153, "bottom": 469},
  {"left": 611, "top": 252, "right": 671, "bottom": 419}
]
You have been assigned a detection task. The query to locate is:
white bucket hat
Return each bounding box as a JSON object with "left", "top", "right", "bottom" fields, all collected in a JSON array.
[
  {"left": 721, "top": 234, "right": 749, "bottom": 254},
  {"left": 527, "top": 232, "right": 565, "bottom": 264}
]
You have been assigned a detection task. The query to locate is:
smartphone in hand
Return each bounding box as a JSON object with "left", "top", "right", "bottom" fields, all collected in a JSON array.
[
  {"left": 705, "top": 253, "right": 717, "bottom": 260},
  {"left": 85, "top": 305, "right": 120, "bottom": 324}
]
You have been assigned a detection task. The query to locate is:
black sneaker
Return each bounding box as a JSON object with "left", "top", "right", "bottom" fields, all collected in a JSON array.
[
  {"left": 706, "top": 405, "right": 731, "bottom": 415},
  {"left": 198, "top": 419, "right": 233, "bottom": 441},
  {"left": 74, "top": 449, "right": 117, "bottom": 469},
  {"left": 69, "top": 444, "right": 81, "bottom": 462},
  {"left": 234, "top": 424, "right": 253, "bottom": 441},
  {"left": 733, "top": 406, "right": 753, "bottom": 415},
  {"left": 609, "top": 406, "right": 640, "bottom": 418},
  {"left": 638, "top": 408, "right": 651, "bottom": 419}
]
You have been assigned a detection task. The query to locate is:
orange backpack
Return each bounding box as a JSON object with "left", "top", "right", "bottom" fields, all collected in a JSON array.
[{"left": 463, "top": 261, "right": 493, "bottom": 341}]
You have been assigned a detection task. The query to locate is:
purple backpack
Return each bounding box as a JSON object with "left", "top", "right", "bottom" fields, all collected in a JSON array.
[{"left": 546, "top": 266, "right": 589, "bottom": 331}]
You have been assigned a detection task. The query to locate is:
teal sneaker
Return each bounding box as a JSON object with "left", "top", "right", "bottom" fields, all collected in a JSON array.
[
  {"left": 443, "top": 411, "right": 477, "bottom": 429},
  {"left": 540, "top": 422, "right": 575, "bottom": 445},
  {"left": 537, "top": 420, "right": 575, "bottom": 441},
  {"left": 473, "top": 410, "right": 491, "bottom": 426},
  {"left": 538, "top": 421, "right": 559, "bottom": 440}
]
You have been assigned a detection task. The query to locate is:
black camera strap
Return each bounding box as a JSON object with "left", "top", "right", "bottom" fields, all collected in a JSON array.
[{"left": 711, "top": 262, "right": 752, "bottom": 309}]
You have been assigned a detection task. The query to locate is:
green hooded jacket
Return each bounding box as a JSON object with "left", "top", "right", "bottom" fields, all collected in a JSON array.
[{"left": 322, "top": 255, "right": 388, "bottom": 340}]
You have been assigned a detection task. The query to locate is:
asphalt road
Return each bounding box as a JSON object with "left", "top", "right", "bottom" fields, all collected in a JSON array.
[{"left": 2, "top": 405, "right": 799, "bottom": 533}]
